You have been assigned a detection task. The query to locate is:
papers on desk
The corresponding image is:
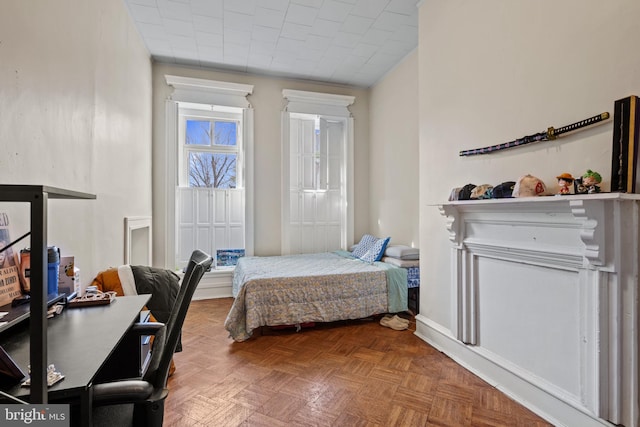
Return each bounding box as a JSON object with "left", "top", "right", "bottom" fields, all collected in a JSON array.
[
  {"left": 68, "top": 291, "right": 116, "bottom": 308},
  {"left": 21, "top": 364, "right": 64, "bottom": 387}
]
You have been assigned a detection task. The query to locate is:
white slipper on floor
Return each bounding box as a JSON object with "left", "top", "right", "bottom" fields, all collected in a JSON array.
[
  {"left": 383, "top": 314, "right": 409, "bottom": 326},
  {"left": 380, "top": 315, "right": 408, "bottom": 331}
]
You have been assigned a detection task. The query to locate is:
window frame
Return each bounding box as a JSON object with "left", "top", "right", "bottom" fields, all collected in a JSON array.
[{"left": 178, "top": 107, "right": 244, "bottom": 189}]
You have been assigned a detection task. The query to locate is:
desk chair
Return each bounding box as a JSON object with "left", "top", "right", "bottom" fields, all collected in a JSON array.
[{"left": 90, "top": 250, "right": 213, "bottom": 427}]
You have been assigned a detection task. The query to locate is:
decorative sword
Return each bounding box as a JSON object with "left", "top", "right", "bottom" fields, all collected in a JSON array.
[{"left": 459, "top": 112, "right": 610, "bottom": 157}]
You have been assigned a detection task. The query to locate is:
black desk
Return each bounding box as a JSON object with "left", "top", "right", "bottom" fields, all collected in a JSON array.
[
  {"left": 0, "top": 293, "right": 67, "bottom": 335},
  {"left": 0, "top": 294, "right": 150, "bottom": 426}
]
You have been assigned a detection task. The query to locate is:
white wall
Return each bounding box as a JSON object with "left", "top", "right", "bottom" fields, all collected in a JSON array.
[
  {"left": 151, "top": 64, "right": 370, "bottom": 263},
  {"left": 0, "top": 0, "right": 152, "bottom": 285},
  {"left": 418, "top": 0, "right": 640, "bottom": 333},
  {"left": 369, "top": 50, "right": 419, "bottom": 247}
]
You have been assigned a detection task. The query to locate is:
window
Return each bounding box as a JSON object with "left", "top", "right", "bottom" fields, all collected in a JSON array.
[
  {"left": 282, "top": 90, "right": 355, "bottom": 255},
  {"left": 180, "top": 110, "right": 241, "bottom": 189},
  {"left": 176, "top": 105, "right": 245, "bottom": 269}
]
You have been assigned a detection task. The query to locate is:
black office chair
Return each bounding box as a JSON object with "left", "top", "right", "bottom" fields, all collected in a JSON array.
[{"left": 90, "top": 250, "right": 213, "bottom": 427}]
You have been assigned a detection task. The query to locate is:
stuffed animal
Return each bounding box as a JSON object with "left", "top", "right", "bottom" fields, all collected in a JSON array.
[{"left": 512, "top": 174, "right": 546, "bottom": 197}]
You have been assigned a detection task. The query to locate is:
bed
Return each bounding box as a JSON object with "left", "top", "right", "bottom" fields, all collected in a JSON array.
[{"left": 224, "top": 250, "right": 409, "bottom": 342}]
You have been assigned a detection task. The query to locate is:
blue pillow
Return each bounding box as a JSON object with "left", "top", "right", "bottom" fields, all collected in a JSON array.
[
  {"left": 351, "top": 234, "right": 378, "bottom": 258},
  {"left": 358, "top": 236, "right": 390, "bottom": 263}
]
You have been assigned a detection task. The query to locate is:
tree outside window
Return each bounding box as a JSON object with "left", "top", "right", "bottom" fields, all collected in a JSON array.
[{"left": 186, "top": 120, "right": 238, "bottom": 188}]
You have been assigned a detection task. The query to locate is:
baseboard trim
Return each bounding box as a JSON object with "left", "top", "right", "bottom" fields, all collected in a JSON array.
[
  {"left": 192, "top": 270, "right": 233, "bottom": 300},
  {"left": 414, "top": 314, "right": 614, "bottom": 427}
]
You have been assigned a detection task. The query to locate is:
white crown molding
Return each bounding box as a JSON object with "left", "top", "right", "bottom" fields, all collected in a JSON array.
[
  {"left": 165, "top": 75, "right": 254, "bottom": 108},
  {"left": 282, "top": 89, "right": 355, "bottom": 117}
]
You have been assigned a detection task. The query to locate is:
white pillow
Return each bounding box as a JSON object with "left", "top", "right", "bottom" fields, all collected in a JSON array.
[{"left": 384, "top": 245, "right": 419, "bottom": 260}]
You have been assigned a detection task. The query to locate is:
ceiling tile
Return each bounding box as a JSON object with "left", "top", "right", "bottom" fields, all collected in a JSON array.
[
  {"left": 340, "top": 14, "right": 374, "bottom": 35},
  {"left": 191, "top": 0, "right": 223, "bottom": 18},
  {"left": 309, "top": 19, "right": 342, "bottom": 37},
  {"left": 225, "top": 29, "right": 252, "bottom": 44},
  {"left": 361, "top": 27, "right": 393, "bottom": 45},
  {"left": 198, "top": 45, "right": 224, "bottom": 61},
  {"left": 317, "top": 0, "right": 353, "bottom": 22},
  {"left": 333, "top": 32, "right": 362, "bottom": 48},
  {"left": 280, "top": 22, "right": 312, "bottom": 41},
  {"left": 352, "top": 42, "right": 378, "bottom": 59},
  {"left": 169, "top": 34, "right": 198, "bottom": 50},
  {"left": 260, "top": 0, "right": 289, "bottom": 11},
  {"left": 195, "top": 33, "right": 223, "bottom": 49},
  {"left": 192, "top": 15, "right": 223, "bottom": 34},
  {"left": 350, "top": 0, "right": 389, "bottom": 19},
  {"left": 296, "top": 47, "right": 326, "bottom": 60},
  {"left": 254, "top": 7, "right": 286, "bottom": 29},
  {"left": 372, "top": 10, "right": 411, "bottom": 31},
  {"left": 162, "top": 18, "right": 194, "bottom": 37},
  {"left": 250, "top": 40, "right": 277, "bottom": 54},
  {"left": 291, "top": 0, "right": 324, "bottom": 8},
  {"left": 223, "top": 11, "right": 253, "bottom": 31},
  {"left": 223, "top": 0, "right": 257, "bottom": 15},
  {"left": 304, "top": 34, "right": 332, "bottom": 51},
  {"left": 285, "top": 4, "right": 318, "bottom": 26},
  {"left": 251, "top": 25, "right": 281, "bottom": 43},
  {"left": 276, "top": 37, "right": 306, "bottom": 54},
  {"left": 156, "top": 0, "right": 192, "bottom": 21}
]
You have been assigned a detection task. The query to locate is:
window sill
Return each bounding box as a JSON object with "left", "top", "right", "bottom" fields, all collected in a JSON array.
[{"left": 175, "top": 268, "right": 234, "bottom": 278}]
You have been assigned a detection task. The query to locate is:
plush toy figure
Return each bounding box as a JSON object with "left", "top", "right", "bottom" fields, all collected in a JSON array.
[
  {"left": 556, "top": 173, "right": 574, "bottom": 195},
  {"left": 512, "top": 174, "right": 546, "bottom": 197},
  {"left": 575, "top": 169, "right": 602, "bottom": 194}
]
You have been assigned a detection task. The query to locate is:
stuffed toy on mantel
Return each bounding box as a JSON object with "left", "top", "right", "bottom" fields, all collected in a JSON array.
[{"left": 512, "top": 174, "right": 546, "bottom": 197}]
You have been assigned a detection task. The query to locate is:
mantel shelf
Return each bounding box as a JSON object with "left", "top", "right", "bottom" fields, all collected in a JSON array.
[{"left": 436, "top": 192, "right": 640, "bottom": 208}]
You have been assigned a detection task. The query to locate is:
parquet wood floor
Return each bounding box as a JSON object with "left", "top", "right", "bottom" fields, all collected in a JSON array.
[{"left": 164, "top": 298, "right": 553, "bottom": 427}]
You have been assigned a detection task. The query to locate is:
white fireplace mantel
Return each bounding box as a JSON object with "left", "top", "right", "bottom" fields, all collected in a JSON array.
[{"left": 429, "top": 193, "right": 639, "bottom": 427}]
